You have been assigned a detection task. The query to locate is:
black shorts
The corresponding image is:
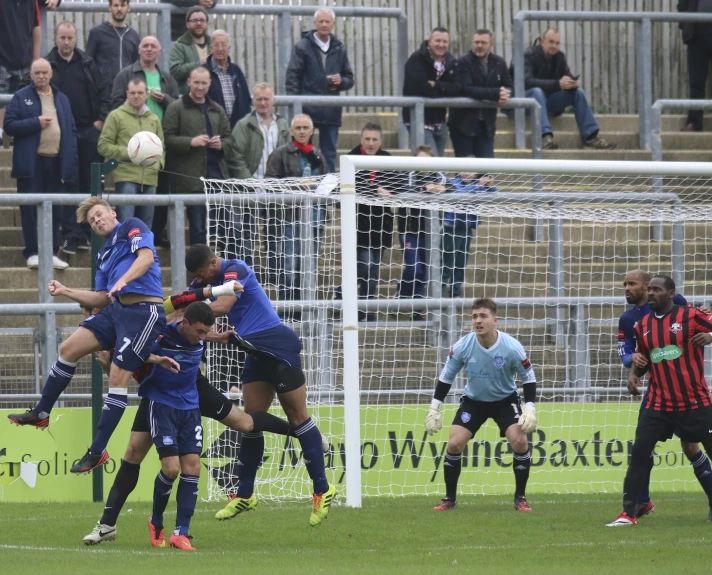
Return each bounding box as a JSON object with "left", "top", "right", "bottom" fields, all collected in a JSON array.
[
  {"left": 238, "top": 326, "right": 305, "bottom": 393},
  {"left": 132, "top": 373, "right": 235, "bottom": 433},
  {"left": 452, "top": 392, "right": 522, "bottom": 438},
  {"left": 637, "top": 405, "right": 712, "bottom": 445}
]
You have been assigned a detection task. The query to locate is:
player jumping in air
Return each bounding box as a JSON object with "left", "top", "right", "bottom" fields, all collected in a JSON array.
[
  {"left": 184, "top": 244, "right": 336, "bottom": 526},
  {"left": 8, "top": 197, "right": 166, "bottom": 474},
  {"left": 617, "top": 269, "right": 712, "bottom": 519},
  {"left": 607, "top": 275, "right": 712, "bottom": 526},
  {"left": 424, "top": 298, "right": 538, "bottom": 512}
]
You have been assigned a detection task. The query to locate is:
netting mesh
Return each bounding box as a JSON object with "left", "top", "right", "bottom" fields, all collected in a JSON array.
[{"left": 202, "top": 161, "right": 712, "bottom": 500}]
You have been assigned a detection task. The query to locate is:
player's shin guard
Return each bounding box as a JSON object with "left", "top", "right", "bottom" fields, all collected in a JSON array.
[
  {"left": 443, "top": 452, "right": 462, "bottom": 501},
  {"left": 152, "top": 470, "right": 175, "bottom": 527},
  {"left": 89, "top": 388, "right": 128, "bottom": 455},
  {"left": 34, "top": 357, "right": 77, "bottom": 414},
  {"left": 688, "top": 451, "right": 712, "bottom": 506},
  {"left": 293, "top": 418, "right": 328, "bottom": 494},
  {"left": 513, "top": 450, "right": 532, "bottom": 498},
  {"left": 175, "top": 474, "right": 199, "bottom": 536},
  {"left": 235, "top": 432, "right": 264, "bottom": 498},
  {"left": 637, "top": 452, "right": 654, "bottom": 505},
  {"left": 248, "top": 411, "right": 292, "bottom": 436},
  {"left": 101, "top": 460, "right": 140, "bottom": 526}
]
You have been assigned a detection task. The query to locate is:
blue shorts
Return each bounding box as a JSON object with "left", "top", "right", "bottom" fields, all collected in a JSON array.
[
  {"left": 239, "top": 325, "right": 304, "bottom": 391},
  {"left": 147, "top": 400, "right": 203, "bottom": 458},
  {"left": 80, "top": 300, "right": 165, "bottom": 372}
]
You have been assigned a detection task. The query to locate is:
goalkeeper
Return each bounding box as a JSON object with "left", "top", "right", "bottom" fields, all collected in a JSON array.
[{"left": 425, "top": 298, "right": 538, "bottom": 512}]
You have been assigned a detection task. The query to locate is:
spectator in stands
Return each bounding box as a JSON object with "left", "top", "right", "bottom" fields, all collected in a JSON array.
[
  {"left": 228, "top": 82, "right": 289, "bottom": 273},
  {"left": 286, "top": 7, "right": 354, "bottom": 173},
  {"left": 264, "top": 113, "right": 328, "bottom": 317},
  {"left": 206, "top": 30, "right": 251, "bottom": 129},
  {"left": 0, "top": 0, "right": 41, "bottom": 146},
  {"left": 46, "top": 21, "right": 111, "bottom": 256},
  {"left": 347, "top": 122, "right": 399, "bottom": 321},
  {"left": 98, "top": 78, "right": 164, "bottom": 228},
  {"left": 168, "top": 0, "right": 215, "bottom": 41},
  {"left": 4, "top": 58, "right": 76, "bottom": 270},
  {"left": 229, "top": 82, "right": 290, "bottom": 179},
  {"left": 112, "top": 36, "right": 178, "bottom": 115},
  {"left": 524, "top": 28, "right": 616, "bottom": 150},
  {"left": 441, "top": 170, "right": 497, "bottom": 298},
  {"left": 163, "top": 66, "right": 234, "bottom": 246},
  {"left": 169, "top": 6, "right": 211, "bottom": 95},
  {"left": 678, "top": 0, "right": 712, "bottom": 131},
  {"left": 397, "top": 145, "right": 446, "bottom": 312},
  {"left": 85, "top": 0, "right": 140, "bottom": 84},
  {"left": 402, "top": 27, "right": 459, "bottom": 156},
  {"left": 448, "top": 29, "right": 511, "bottom": 159}
]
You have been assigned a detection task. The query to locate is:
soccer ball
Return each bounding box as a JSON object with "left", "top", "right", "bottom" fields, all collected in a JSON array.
[{"left": 127, "top": 131, "right": 163, "bottom": 168}]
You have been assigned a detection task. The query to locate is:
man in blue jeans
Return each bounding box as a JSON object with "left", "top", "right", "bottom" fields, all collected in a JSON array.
[{"left": 524, "top": 28, "right": 616, "bottom": 151}]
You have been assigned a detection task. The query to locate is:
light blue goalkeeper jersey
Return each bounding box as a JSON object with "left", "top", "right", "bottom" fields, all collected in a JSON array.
[{"left": 439, "top": 330, "right": 536, "bottom": 402}]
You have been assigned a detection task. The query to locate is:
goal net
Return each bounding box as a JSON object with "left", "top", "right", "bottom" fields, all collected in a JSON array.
[{"left": 202, "top": 157, "right": 712, "bottom": 506}]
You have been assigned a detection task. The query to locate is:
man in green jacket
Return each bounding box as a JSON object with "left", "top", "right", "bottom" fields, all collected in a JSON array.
[
  {"left": 98, "top": 77, "right": 165, "bottom": 229},
  {"left": 169, "top": 6, "right": 210, "bottom": 95},
  {"left": 163, "top": 66, "right": 234, "bottom": 246}
]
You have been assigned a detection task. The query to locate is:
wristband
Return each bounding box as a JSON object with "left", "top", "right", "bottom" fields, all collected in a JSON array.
[
  {"left": 524, "top": 402, "right": 535, "bottom": 411},
  {"left": 430, "top": 398, "right": 442, "bottom": 410},
  {"left": 211, "top": 281, "right": 236, "bottom": 298}
]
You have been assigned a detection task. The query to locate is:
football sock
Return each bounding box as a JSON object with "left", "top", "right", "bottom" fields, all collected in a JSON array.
[
  {"left": 443, "top": 452, "right": 462, "bottom": 501},
  {"left": 101, "top": 460, "right": 140, "bottom": 527},
  {"left": 688, "top": 450, "right": 712, "bottom": 506},
  {"left": 34, "top": 357, "right": 77, "bottom": 414},
  {"left": 637, "top": 452, "right": 654, "bottom": 504},
  {"left": 293, "top": 417, "right": 329, "bottom": 494},
  {"left": 513, "top": 450, "right": 532, "bottom": 498},
  {"left": 175, "top": 474, "right": 199, "bottom": 536},
  {"left": 152, "top": 470, "right": 175, "bottom": 527},
  {"left": 89, "top": 388, "right": 128, "bottom": 455},
  {"left": 235, "top": 431, "right": 264, "bottom": 498},
  {"left": 249, "top": 411, "right": 292, "bottom": 436}
]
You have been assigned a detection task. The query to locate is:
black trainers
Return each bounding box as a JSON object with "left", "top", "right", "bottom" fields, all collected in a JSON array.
[
  {"left": 62, "top": 238, "right": 79, "bottom": 255},
  {"left": 542, "top": 134, "right": 558, "bottom": 150},
  {"left": 77, "top": 237, "right": 90, "bottom": 250},
  {"left": 71, "top": 449, "right": 110, "bottom": 474},
  {"left": 8, "top": 410, "right": 49, "bottom": 428}
]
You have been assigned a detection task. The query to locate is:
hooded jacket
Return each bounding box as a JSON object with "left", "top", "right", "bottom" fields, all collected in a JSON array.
[
  {"left": 97, "top": 101, "right": 165, "bottom": 186},
  {"left": 85, "top": 21, "right": 140, "bottom": 84}
]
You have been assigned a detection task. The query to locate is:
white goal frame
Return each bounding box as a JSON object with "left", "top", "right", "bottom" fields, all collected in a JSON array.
[{"left": 338, "top": 156, "right": 712, "bottom": 508}]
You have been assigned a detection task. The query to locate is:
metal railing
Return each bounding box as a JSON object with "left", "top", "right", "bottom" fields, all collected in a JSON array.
[
  {"left": 651, "top": 99, "right": 712, "bottom": 162},
  {"left": 513, "top": 11, "right": 712, "bottom": 150},
  {"left": 275, "top": 95, "right": 542, "bottom": 156}
]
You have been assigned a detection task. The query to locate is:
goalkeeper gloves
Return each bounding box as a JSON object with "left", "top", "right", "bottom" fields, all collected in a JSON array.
[
  {"left": 518, "top": 402, "right": 537, "bottom": 434},
  {"left": 425, "top": 399, "right": 443, "bottom": 435}
]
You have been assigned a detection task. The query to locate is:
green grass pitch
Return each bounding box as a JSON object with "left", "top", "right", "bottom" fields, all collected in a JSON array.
[{"left": 1, "top": 494, "right": 710, "bottom": 574}]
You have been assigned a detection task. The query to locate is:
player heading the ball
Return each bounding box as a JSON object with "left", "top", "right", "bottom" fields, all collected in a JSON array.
[
  {"left": 425, "top": 298, "right": 538, "bottom": 512},
  {"left": 8, "top": 197, "right": 166, "bottom": 475}
]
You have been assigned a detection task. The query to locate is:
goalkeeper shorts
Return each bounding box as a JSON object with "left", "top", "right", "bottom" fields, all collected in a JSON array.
[{"left": 453, "top": 392, "right": 522, "bottom": 438}]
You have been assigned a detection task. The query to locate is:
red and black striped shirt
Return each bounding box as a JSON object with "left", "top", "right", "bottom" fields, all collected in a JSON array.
[{"left": 635, "top": 305, "right": 712, "bottom": 411}]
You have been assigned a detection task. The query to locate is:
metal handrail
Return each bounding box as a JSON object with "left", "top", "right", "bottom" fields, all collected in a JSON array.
[
  {"left": 651, "top": 99, "right": 712, "bottom": 162},
  {"left": 513, "top": 10, "right": 712, "bottom": 150}
]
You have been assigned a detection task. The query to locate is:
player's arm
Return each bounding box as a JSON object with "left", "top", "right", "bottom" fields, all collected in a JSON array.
[
  {"left": 48, "top": 280, "right": 110, "bottom": 309},
  {"left": 515, "top": 347, "right": 538, "bottom": 433},
  {"left": 617, "top": 316, "right": 636, "bottom": 369},
  {"left": 107, "top": 247, "right": 155, "bottom": 297},
  {"left": 202, "top": 329, "right": 236, "bottom": 345},
  {"left": 691, "top": 309, "right": 712, "bottom": 346},
  {"left": 425, "top": 343, "right": 465, "bottom": 435},
  {"left": 162, "top": 281, "right": 244, "bottom": 314},
  {"left": 145, "top": 353, "right": 180, "bottom": 373}
]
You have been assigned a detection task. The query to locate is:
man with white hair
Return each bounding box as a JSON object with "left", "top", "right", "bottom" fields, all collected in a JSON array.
[
  {"left": 286, "top": 7, "right": 354, "bottom": 173},
  {"left": 3, "top": 58, "right": 77, "bottom": 270},
  {"left": 206, "top": 29, "right": 251, "bottom": 129}
]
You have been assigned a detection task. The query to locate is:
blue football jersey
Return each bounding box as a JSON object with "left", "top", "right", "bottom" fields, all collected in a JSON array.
[
  {"left": 95, "top": 218, "right": 163, "bottom": 297},
  {"left": 439, "top": 330, "right": 536, "bottom": 402},
  {"left": 138, "top": 322, "right": 202, "bottom": 410},
  {"left": 617, "top": 293, "right": 688, "bottom": 368},
  {"left": 191, "top": 259, "right": 282, "bottom": 337}
]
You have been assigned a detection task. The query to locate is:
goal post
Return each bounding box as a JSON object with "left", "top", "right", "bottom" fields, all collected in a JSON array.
[{"left": 202, "top": 157, "right": 712, "bottom": 507}]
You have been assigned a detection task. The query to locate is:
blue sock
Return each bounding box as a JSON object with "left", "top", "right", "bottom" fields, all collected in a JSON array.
[
  {"left": 35, "top": 357, "right": 77, "bottom": 414},
  {"left": 175, "top": 473, "right": 199, "bottom": 536},
  {"left": 236, "top": 432, "right": 264, "bottom": 498},
  {"left": 89, "top": 388, "right": 128, "bottom": 455},
  {"left": 293, "top": 418, "right": 328, "bottom": 494},
  {"left": 152, "top": 470, "right": 175, "bottom": 526},
  {"left": 688, "top": 450, "right": 712, "bottom": 506},
  {"left": 637, "top": 452, "right": 654, "bottom": 504}
]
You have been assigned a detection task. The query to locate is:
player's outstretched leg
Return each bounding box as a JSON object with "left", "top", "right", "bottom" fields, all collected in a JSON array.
[
  {"left": 215, "top": 431, "right": 263, "bottom": 520},
  {"left": 433, "top": 452, "right": 461, "bottom": 511}
]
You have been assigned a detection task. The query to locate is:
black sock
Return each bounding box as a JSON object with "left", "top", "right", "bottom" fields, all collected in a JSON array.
[
  {"left": 100, "top": 460, "right": 140, "bottom": 526},
  {"left": 513, "top": 450, "right": 532, "bottom": 498},
  {"left": 248, "top": 411, "right": 291, "bottom": 436},
  {"left": 444, "top": 452, "right": 462, "bottom": 501}
]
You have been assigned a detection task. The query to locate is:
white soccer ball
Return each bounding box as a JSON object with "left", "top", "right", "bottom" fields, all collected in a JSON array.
[{"left": 127, "top": 131, "right": 163, "bottom": 168}]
